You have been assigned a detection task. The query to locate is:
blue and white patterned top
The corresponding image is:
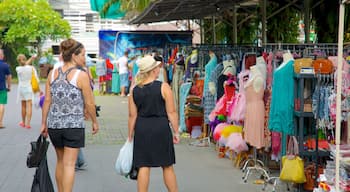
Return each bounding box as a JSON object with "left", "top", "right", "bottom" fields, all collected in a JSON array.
[{"left": 47, "top": 67, "right": 85, "bottom": 129}]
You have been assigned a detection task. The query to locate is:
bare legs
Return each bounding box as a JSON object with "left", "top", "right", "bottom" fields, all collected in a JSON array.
[
  {"left": 121, "top": 86, "right": 126, "bottom": 96},
  {"left": 54, "top": 147, "right": 79, "bottom": 192},
  {"left": 20, "top": 100, "right": 32, "bottom": 127},
  {"left": 137, "top": 166, "right": 178, "bottom": 192},
  {"left": 137, "top": 167, "right": 150, "bottom": 192},
  {"left": 0, "top": 104, "right": 4, "bottom": 127},
  {"left": 163, "top": 166, "right": 178, "bottom": 192}
]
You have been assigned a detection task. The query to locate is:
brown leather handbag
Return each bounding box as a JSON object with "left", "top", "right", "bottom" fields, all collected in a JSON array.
[
  {"left": 313, "top": 59, "right": 333, "bottom": 74},
  {"left": 294, "top": 58, "right": 313, "bottom": 73}
]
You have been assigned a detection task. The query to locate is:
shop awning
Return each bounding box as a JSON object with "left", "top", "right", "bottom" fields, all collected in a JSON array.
[{"left": 129, "top": 0, "right": 259, "bottom": 24}]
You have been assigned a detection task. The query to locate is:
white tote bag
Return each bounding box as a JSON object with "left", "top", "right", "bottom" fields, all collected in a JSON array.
[{"left": 115, "top": 139, "right": 133, "bottom": 176}]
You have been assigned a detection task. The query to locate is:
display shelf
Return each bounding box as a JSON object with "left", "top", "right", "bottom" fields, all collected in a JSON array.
[
  {"left": 294, "top": 73, "right": 327, "bottom": 191},
  {"left": 300, "top": 150, "right": 330, "bottom": 157},
  {"left": 294, "top": 73, "right": 316, "bottom": 79},
  {"left": 294, "top": 111, "right": 314, "bottom": 117}
]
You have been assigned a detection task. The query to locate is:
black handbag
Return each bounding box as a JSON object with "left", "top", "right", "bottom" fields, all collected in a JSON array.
[
  {"left": 128, "top": 166, "right": 138, "bottom": 180},
  {"left": 27, "top": 135, "right": 50, "bottom": 168},
  {"left": 31, "top": 157, "right": 54, "bottom": 192}
]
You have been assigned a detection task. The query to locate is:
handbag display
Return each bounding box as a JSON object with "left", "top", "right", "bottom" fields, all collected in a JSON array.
[
  {"left": 313, "top": 59, "right": 333, "bottom": 74},
  {"left": 31, "top": 67, "right": 40, "bottom": 93},
  {"left": 294, "top": 58, "right": 313, "bottom": 73},
  {"left": 279, "top": 136, "right": 306, "bottom": 184},
  {"left": 27, "top": 135, "right": 50, "bottom": 168}
]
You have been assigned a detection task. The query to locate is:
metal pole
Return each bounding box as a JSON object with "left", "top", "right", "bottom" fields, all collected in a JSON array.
[
  {"left": 304, "top": 0, "right": 310, "bottom": 43},
  {"left": 261, "top": 0, "right": 267, "bottom": 44},
  {"left": 200, "top": 19, "right": 204, "bottom": 44},
  {"left": 212, "top": 16, "right": 216, "bottom": 44},
  {"left": 335, "top": 2, "right": 345, "bottom": 191},
  {"left": 233, "top": 6, "right": 237, "bottom": 44}
]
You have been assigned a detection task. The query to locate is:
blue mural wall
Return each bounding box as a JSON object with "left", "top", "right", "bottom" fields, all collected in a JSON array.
[{"left": 98, "top": 30, "right": 192, "bottom": 60}]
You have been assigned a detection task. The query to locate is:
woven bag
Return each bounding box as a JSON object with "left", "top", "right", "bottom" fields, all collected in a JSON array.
[{"left": 294, "top": 58, "right": 313, "bottom": 73}]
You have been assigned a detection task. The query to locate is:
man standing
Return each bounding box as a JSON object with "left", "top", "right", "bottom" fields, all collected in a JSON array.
[
  {"left": 117, "top": 51, "right": 129, "bottom": 97},
  {"left": 0, "top": 49, "right": 12, "bottom": 128}
]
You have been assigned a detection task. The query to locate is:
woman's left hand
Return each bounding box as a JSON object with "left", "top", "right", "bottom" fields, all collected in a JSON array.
[{"left": 173, "top": 135, "right": 180, "bottom": 144}]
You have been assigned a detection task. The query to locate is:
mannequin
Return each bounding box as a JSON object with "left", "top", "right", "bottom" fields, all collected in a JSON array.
[
  {"left": 172, "top": 53, "right": 185, "bottom": 114},
  {"left": 278, "top": 52, "right": 294, "bottom": 69},
  {"left": 222, "top": 59, "right": 236, "bottom": 76},
  {"left": 244, "top": 65, "right": 265, "bottom": 149},
  {"left": 202, "top": 50, "right": 217, "bottom": 137},
  {"left": 185, "top": 49, "right": 198, "bottom": 80}
]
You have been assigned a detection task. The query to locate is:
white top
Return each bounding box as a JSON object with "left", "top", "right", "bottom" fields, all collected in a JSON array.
[
  {"left": 117, "top": 56, "right": 128, "bottom": 74},
  {"left": 15, "top": 65, "right": 39, "bottom": 102}
]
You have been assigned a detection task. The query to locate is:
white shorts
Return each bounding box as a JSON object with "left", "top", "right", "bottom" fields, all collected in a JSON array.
[{"left": 19, "top": 86, "right": 33, "bottom": 101}]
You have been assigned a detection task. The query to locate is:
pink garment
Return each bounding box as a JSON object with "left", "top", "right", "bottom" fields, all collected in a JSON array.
[
  {"left": 271, "top": 132, "right": 281, "bottom": 156},
  {"left": 226, "top": 133, "right": 248, "bottom": 153},
  {"left": 238, "top": 70, "right": 250, "bottom": 93},
  {"left": 243, "top": 76, "right": 265, "bottom": 149},
  {"left": 266, "top": 52, "right": 273, "bottom": 88},
  {"left": 209, "top": 84, "right": 236, "bottom": 117},
  {"left": 328, "top": 56, "right": 350, "bottom": 72},
  {"left": 227, "top": 92, "right": 246, "bottom": 123}
]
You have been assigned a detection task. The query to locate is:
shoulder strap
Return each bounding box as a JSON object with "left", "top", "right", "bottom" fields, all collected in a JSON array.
[{"left": 70, "top": 70, "right": 81, "bottom": 86}]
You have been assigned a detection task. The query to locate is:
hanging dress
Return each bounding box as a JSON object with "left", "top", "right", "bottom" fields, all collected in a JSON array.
[
  {"left": 203, "top": 54, "right": 218, "bottom": 124},
  {"left": 244, "top": 73, "right": 265, "bottom": 149},
  {"left": 111, "top": 62, "right": 120, "bottom": 94}
]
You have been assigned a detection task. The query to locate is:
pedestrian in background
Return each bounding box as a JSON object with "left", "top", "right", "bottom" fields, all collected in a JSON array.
[
  {"left": 128, "top": 55, "right": 180, "bottom": 192},
  {"left": 116, "top": 51, "right": 129, "bottom": 97},
  {"left": 0, "top": 49, "right": 11, "bottom": 128},
  {"left": 16, "top": 54, "right": 38, "bottom": 129},
  {"left": 154, "top": 55, "right": 168, "bottom": 83},
  {"left": 40, "top": 38, "right": 99, "bottom": 192}
]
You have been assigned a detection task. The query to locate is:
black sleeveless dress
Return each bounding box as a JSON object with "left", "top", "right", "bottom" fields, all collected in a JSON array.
[{"left": 132, "top": 80, "right": 176, "bottom": 168}]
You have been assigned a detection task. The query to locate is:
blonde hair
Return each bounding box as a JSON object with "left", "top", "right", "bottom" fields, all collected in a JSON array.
[
  {"left": 16, "top": 54, "right": 27, "bottom": 66},
  {"left": 135, "top": 71, "right": 152, "bottom": 86}
]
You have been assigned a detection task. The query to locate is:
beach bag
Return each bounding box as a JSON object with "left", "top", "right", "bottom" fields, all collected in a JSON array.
[
  {"left": 280, "top": 136, "right": 306, "bottom": 183},
  {"left": 115, "top": 139, "right": 134, "bottom": 176},
  {"left": 31, "top": 68, "right": 40, "bottom": 93}
]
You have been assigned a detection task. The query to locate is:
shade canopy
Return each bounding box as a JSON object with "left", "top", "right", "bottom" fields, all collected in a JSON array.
[{"left": 129, "top": 0, "right": 259, "bottom": 24}]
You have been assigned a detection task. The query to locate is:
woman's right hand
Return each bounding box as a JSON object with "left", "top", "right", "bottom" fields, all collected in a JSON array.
[
  {"left": 40, "top": 124, "right": 48, "bottom": 138},
  {"left": 173, "top": 135, "right": 180, "bottom": 144},
  {"left": 92, "top": 122, "right": 99, "bottom": 135}
]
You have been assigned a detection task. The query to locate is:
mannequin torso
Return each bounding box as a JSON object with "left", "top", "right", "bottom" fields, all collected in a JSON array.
[{"left": 247, "top": 65, "right": 263, "bottom": 92}]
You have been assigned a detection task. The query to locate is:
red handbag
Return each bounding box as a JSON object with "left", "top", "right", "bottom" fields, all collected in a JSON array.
[{"left": 313, "top": 59, "right": 333, "bottom": 74}]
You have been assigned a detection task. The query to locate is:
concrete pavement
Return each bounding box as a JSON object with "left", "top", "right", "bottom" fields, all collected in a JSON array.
[{"left": 0, "top": 83, "right": 283, "bottom": 192}]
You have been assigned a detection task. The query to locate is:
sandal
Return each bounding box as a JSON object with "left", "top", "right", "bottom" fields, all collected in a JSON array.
[
  {"left": 19, "top": 122, "right": 25, "bottom": 127},
  {"left": 25, "top": 125, "right": 31, "bottom": 129}
]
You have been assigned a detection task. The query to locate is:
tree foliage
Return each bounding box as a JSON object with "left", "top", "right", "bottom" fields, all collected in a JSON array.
[
  {"left": 266, "top": 2, "right": 300, "bottom": 43},
  {"left": 0, "top": 0, "right": 71, "bottom": 69},
  {"left": 102, "top": 0, "right": 154, "bottom": 19}
]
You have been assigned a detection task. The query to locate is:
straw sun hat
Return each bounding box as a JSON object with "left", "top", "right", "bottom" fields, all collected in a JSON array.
[{"left": 138, "top": 55, "right": 162, "bottom": 73}]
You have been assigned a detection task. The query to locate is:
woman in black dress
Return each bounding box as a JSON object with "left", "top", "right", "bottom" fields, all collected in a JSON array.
[{"left": 128, "top": 55, "right": 180, "bottom": 192}]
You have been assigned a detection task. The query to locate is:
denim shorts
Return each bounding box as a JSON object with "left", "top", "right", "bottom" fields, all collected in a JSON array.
[
  {"left": 120, "top": 73, "right": 129, "bottom": 87},
  {"left": 48, "top": 128, "right": 85, "bottom": 148}
]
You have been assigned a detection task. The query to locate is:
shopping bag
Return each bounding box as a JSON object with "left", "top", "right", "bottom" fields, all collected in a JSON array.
[
  {"left": 31, "top": 157, "right": 54, "bottom": 192},
  {"left": 279, "top": 136, "right": 306, "bottom": 183},
  {"left": 31, "top": 68, "right": 40, "bottom": 93},
  {"left": 27, "top": 135, "right": 50, "bottom": 168},
  {"left": 115, "top": 139, "right": 133, "bottom": 176}
]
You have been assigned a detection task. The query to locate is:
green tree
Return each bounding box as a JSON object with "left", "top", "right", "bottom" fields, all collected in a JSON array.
[
  {"left": 101, "top": 0, "right": 154, "bottom": 19},
  {"left": 0, "top": 0, "right": 71, "bottom": 70}
]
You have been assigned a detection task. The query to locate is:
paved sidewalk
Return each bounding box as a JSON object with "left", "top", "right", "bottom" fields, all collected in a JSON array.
[{"left": 0, "top": 84, "right": 285, "bottom": 192}]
